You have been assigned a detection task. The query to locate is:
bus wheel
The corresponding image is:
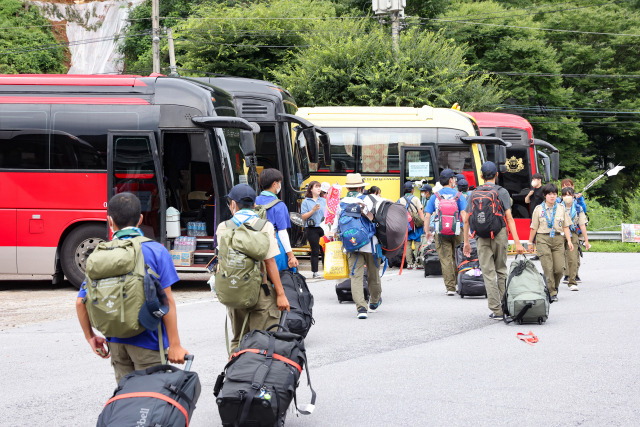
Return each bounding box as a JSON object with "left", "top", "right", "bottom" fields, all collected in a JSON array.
[{"left": 61, "top": 224, "right": 107, "bottom": 289}]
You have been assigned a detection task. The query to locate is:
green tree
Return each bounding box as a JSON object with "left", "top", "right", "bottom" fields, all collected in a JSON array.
[
  {"left": 175, "top": 0, "right": 336, "bottom": 79},
  {"left": 0, "top": 0, "right": 67, "bottom": 74},
  {"left": 272, "top": 20, "right": 503, "bottom": 109},
  {"left": 437, "top": 1, "right": 591, "bottom": 176}
]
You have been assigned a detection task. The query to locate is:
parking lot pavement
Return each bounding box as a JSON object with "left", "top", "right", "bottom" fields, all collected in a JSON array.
[{"left": 1, "top": 252, "right": 639, "bottom": 426}]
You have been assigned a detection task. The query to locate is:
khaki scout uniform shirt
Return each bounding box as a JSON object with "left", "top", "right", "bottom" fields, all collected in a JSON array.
[
  {"left": 216, "top": 216, "right": 281, "bottom": 260},
  {"left": 531, "top": 203, "right": 572, "bottom": 235},
  {"left": 398, "top": 194, "right": 424, "bottom": 212}
]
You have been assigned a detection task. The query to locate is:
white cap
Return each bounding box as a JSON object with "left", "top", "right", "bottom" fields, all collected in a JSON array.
[{"left": 320, "top": 182, "right": 330, "bottom": 192}]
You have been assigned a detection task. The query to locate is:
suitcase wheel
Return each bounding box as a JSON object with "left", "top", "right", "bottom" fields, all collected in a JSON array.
[
  {"left": 538, "top": 317, "right": 543, "bottom": 325},
  {"left": 484, "top": 294, "right": 488, "bottom": 299},
  {"left": 517, "top": 319, "right": 523, "bottom": 325},
  {"left": 459, "top": 294, "right": 464, "bottom": 298}
]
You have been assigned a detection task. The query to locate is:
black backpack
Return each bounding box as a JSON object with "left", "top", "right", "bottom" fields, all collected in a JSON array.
[
  {"left": 370, "top": 198, "right": 408, "bottom": 259},
  {"left": 279, "top": 269, "right": 314, "bottom": 338},
  {"left": 468, "top": 184, "right": 506, "bottom": 239},
  {"left": 214, "top": 313, "right": 316, "bottom": 427}
]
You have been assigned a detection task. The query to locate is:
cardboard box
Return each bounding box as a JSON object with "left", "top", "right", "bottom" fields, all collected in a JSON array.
[{"left": 171, "top": 250, "right": 194, "bottom": 266}]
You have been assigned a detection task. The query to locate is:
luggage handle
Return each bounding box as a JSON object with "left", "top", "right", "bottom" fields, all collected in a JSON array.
[
  {"left": 266, "top": 311, "right": 290, "bottom": 333},
  {"left": 144, "top": 355, "right": 194, "bottom": 374},
  {"left": 184, "top": 354, "right": 194, "bottom": 371}
]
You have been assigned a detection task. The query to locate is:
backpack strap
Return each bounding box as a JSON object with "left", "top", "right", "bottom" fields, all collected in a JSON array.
[
  {"left": 245, "top": 218, "right": 268, "bottom": 232},
  {"left": 238, "top": 334, "right": 277, "bottom": 425},
  {"left": 263, "top": 199, "right": 282, "bottom": 210}
]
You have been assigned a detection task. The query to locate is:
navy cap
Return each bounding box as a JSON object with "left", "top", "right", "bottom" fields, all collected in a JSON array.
[
  {"left": 481, "top": 161, "right": 498, "bottom": 177},
  {"left": 456, "top": 173, "right": 466, "bottom": 182},
  {"left": 227, "top": 184, "right": 257, "bottom": 203},
  {"left": 403, "top": 181, "right": 415, "bottom": 191},
  {"left": 420, "top": 184, "right": 432, "bottom": 192},
  {"left": 138, "top": 273, "right": 170, "bottom": 332},
  {"left": 440, "top": 169, "right": 455, "bottom": 180},
  {"left": 344, "top": 202, "right": 362, "bottom": 218},
  {"left": 457, "top": 178, "right": 469, "bottom": 191}
]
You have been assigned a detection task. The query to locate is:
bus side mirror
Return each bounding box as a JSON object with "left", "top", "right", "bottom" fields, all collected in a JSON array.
[
  {"left": 495, "top": 145, "right": 507, "bottom": 165},
  {"left": 550, "top": 152, "right": 559, "bottom": 181},
  {"left": 302, "top": 127, "right": 319, "bottom": 163},
  {"left": 239, "top": 130, "right": 256, "bottom": 157},
  {"left": 318, "top": 133, "right": 331, "bottom": 165}
]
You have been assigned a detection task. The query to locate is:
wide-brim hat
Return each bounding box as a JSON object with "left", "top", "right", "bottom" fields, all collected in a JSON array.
[
  {"left": 138, "top": 273, "right": 170, "bottom": 331},
  {"left": 345, "top": 173, "right": 367, "bottom": 188}
]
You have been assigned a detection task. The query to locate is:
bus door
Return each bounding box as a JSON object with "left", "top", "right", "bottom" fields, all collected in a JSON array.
[
  {"left": 107, "top": 131, "right": 166, "bottom": 242},
  {"left": 400, "top": 145, "right": 437, "bottom": 197}
]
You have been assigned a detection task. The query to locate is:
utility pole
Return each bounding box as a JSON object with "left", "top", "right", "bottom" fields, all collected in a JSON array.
[
  {"left": 167, "top": 27, "right": 178, "bottom": 76},
  {"left": 372, "top": 0, "right": 405, "bottom": 55},
  {"left": 152, "top": 0, "right": 160, "bottom": 74}
]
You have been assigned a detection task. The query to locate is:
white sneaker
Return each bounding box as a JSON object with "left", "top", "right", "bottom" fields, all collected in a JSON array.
[
  {"left": 446, "top": 290, "right": 456, "bottom": 296},
  {"left": 569, "top": 285, "right": 579, "bottom": 291}
]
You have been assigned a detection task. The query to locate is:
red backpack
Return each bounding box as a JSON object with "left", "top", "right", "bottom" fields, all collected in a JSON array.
[{"left": 435, "top": 191, "right": 461, "bottom": 236}]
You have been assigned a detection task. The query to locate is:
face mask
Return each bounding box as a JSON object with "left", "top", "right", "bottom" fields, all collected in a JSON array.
[
  {"left": 276, "top": 183, "right": 282, "bottom": 195},
  {"left": 563, "top": 196, "right": 573, "bottom": 204},
  {"left": 531, "top": 180, "right": 537, "bottom": 187}
]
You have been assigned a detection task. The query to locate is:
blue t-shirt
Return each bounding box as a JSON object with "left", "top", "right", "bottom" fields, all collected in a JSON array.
[
  {"left": 77, "top": 240, "right": 179, "bottom": 351},
  {"left": 255, "top": 194, "right": 291, "bottom": 231},
  {"left": 425, "top": 187, "right": 467, "bottom": 215},
  {"left": 300, "top": 197, "right": 327, "bottom": 227}
]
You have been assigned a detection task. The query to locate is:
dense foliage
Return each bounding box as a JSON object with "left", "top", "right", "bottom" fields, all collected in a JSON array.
[{"left": 0, "top": 0, "right": 67, "bottom": 74}]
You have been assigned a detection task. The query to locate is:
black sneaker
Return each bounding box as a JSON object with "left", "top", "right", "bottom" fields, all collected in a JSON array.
[
  {"left": 551, "top": 295, "right": 558, "bottom": 303},
  {"left": 369, "top": 298, "right": 382, "bottom": 312},
  {"left": 357, "top": 307, "right": 368, "bottom": 319},
  {"left": 576, "top": 276, "right": 582, "bottom": 283},
  {"left": 489, "top": 313, "right": 504, "bottom": 320},
  {"left": 562, "top": 276, "right": 569, "bottom": 284}
]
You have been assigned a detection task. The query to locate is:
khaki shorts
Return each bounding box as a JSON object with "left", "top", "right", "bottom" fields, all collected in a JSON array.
[{"left": 109, "top": 342, "right": 165, "bottom": 384}]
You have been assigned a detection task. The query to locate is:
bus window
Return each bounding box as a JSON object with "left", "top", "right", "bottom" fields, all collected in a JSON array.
[
  {"left": 254, "top": 125, "right": 279, "bottom": 170},
  {"left": 316, "top": 128, "right": 356, "bottom": 174},
  {"left": 403, "top": 148, "right": 435, "bottom": 185},
  {"left": 437, "top": 146, "right": 476, "bottom": 187},
  {"left": 359, "top": 130, "right": 422, "bottom": 174},
  {"left": 0, "top": 130, "right": 49, "bottom": 169}
]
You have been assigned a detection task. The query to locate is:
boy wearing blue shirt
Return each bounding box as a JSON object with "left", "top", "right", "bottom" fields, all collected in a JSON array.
[
  {"left": 424, "top": 169, "right": 468, "bottom": 296},
  {"left": 76, "top": 192, "right": 188, "bottom": 383}
]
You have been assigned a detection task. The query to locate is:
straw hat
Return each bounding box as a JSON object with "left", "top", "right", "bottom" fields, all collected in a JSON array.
[{"left": 344, "top": 173, "right": 367, "bottom": 188}]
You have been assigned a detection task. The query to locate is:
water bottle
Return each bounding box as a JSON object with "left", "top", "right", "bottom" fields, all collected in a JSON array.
[{"left": 187, "top": 222, "right": 194, "bottom": 237}]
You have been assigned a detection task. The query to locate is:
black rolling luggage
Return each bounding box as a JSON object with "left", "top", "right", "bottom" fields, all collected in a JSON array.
[
  {"left": 97, "top": 355, "right": 200, "bottom": 427},
  {"left": 336, "top": 275, "right": 370, "bottom": 303},
  {"left": 280, "top": 269, "right": 314, "bottom": 337},
  {"left": 422, "top": 242, "right": 442, "bottom": 277},
  {"left": 214, "top": 313, "right": 316, "bottom": 427},
  {"left": 455, "top": 239, "right": 486, "bottom": 298}
]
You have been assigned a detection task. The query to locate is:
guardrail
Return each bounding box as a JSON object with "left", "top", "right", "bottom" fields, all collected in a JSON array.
[{"left": 589, "top": 231, "right": 622, "bottom": 241}]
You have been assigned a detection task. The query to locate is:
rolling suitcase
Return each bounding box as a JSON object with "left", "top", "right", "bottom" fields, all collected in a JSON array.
[
  {"left": 214, "top": 313, "right": 316, "bottom": 427},
  {"left": 280, "top": 269, "right": 314, "bottom": 337},
  {"left": 422, "top": 243, "right": 442, "bottom": 277},
  {"left": 97, "top": 355, "right": 200, "bottom": 427},
  {"left": 455, "top": 239, "right": 486, "bottom": 298},
  {"left": 336, "top": 275, "right": 370, "bottom": 303}
]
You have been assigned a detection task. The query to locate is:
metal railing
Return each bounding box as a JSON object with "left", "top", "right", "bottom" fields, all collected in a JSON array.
[{"left": 588, "top": 231, "right": 622, "bottom": 241}]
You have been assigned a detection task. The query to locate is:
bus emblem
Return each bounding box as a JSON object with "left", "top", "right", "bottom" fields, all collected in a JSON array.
[{"left": 506, "top": 156, "right": 524, "bottom": 173}]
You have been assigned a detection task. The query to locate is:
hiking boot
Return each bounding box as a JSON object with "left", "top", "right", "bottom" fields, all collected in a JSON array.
[
  {"left": 357, "top": 307, "right": 368, "bottom": 319},
  {"left": 562, "top": 276, "right": 569, "bottom": 284},
  {"left": 489, "top": 313, "right": 504, "bottom": 320},
  {"left": 569, "top": 285, "right": 579, "bottom": 291},
  {"left": 576, "top": 276, "right": 582, "bottom": 283},
  {"left": 369, "top": 298, "right": 382, "bottom": 312},
  {"left": 446, "top": 290, "right": 456, "bottom": 296},
  {"left": 550, "top": 295, "right": 558, "bottom": 302}
]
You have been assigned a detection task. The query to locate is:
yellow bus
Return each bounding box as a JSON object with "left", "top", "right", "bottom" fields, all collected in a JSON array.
[{"left": 296, "top": 106, "right": 508, "bottom": 201}]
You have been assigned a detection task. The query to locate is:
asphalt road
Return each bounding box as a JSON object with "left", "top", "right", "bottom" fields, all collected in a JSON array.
[{"left": 1, "top": 253, "right": 639, "bottom": 426}]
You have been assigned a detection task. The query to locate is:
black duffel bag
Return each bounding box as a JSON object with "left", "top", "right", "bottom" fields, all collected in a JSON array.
[
  {"left": 214, "top": 313, "right": 316, "bottom": 427},
  {"left": 97, "top": 355, "right": 200, "bottom": 427},
  {"left": 279, "top": 269, "right": 315, "bottom": 338}
]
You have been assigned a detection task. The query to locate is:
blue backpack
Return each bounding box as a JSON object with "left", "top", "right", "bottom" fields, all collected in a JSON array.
[{"left": 338, "top": 200, "right": 376, "bottom": 252}]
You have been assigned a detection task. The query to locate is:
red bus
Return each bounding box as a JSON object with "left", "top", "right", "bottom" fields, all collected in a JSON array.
[
  {"left": 0, "top": 74, "right": 265, "bottom": 288},
  {"left": 467, "top": 112, "right": 559, "bottom": 240}
]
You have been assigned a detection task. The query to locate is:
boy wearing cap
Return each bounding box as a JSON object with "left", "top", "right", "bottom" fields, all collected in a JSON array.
[
  {"left": 76, "top": 192, "right": 188, "bottom": 383},
  {"left": 463, "top": 162, "right": 525, "bottom": 320},
  {"left": 424, "top": 169, "right": 467, "bottom": 295},
  {"left": 329, "top": 173, "right": 382, "bottom": 319},
  {"left": 398, "top": 181, "right": 425, "bottom": 269},
  {"left": 216, "top": 184, "right": 290, "bottom": 352}
]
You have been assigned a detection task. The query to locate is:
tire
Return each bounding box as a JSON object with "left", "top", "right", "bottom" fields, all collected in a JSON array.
[{"left": 61, "top": 224, "right": 108, "bottom": 289}]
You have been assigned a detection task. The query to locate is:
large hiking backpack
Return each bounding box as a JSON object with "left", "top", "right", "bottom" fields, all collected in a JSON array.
[
  {"left": 369, "top": 198, "right": 408, "bottom": 259},
  {"left": 214, "top": 314, "right": 316, "bottom": 427},
  {"left": 279, "top": 270, "right": 314, "bottom": 337},
  {"left": 434, "top": 191, "right": 461, "bottom": 236},
  {"left": 468, "top": 184, "right": 506, "bottom": 239},
  {"left": 216, "top": 219, "right": 271, "bottom": 310},
  {"left": 338, "top": 201, "right": 376, "bottom": 252},
  {"left": 255, "top": 198, "right": 289, "bottom": 271},
  {"left": 401, "top": 195, "right": 424, "bottom": 228},
  {"left": 502, "top": 255, "right": 551, "bottom": 325},
  {"left": 83, "top": 236, "right": 156, "bottom": 339},
  {"left": 97, "top": 355, "right": 200, "bottom": 427}
]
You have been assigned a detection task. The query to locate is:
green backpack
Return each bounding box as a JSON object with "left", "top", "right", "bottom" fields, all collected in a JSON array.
[
  {"left": 83, "top": 236, "right": 157, "bottom": 338},
  {"left": 254, "top": 199, "right": 281, "bottom": 221},
  {"left": 502, "top": 255, "right": 551, "bottom": 325},
  {"left": 215, "top": 219, "right": 272, "bottom": 310}
]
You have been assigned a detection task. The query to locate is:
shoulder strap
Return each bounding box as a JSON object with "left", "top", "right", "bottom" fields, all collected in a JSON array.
[
  {"left": 244, "top": 218, "right": 268, "bottom": 232},
  {"left": 264, "top": 199, "right": 282, "bottom": 210},
  {"left": 453, "top": 191, "right": 461, "bottom": 202},
  {"left": 435, "top": 192, "right": 443, "bottom": 200},
  {"left": 224, "top": 219, "right": 237, "bottom": 230}
]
